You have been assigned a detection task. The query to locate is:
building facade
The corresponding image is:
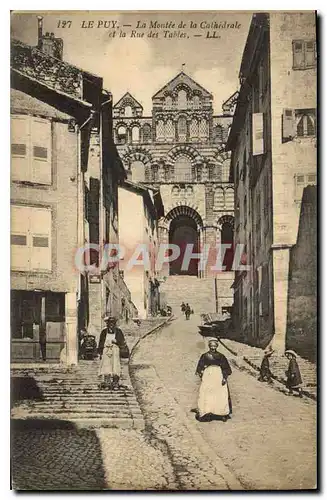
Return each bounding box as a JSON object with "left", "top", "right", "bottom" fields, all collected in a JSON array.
[
  {"left": 227, "top": 12, "right": 317, "bottom": 351},
  {"left": 10, "top": 20, "right": 132, "bottom": 363},
  {"left": 112, "top": 72, "right": 237, "bottom": 313},
  {"left": 118, "top": 180, "right": 164, "bottom": 319}
]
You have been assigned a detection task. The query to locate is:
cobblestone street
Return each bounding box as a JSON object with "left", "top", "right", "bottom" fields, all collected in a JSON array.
[
  {"left": 130, "top": 314, "right": 317, "bottom": 490},
  {"left": 11, "top": 421, "right": 177, "bottom": 490},
  {"left": 11, "top": 315, "right": 316, "bottom": 490}
]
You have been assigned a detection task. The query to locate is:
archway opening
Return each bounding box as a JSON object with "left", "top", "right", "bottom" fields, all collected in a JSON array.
[
  {"left": 221, "top": 221, "right": 234, "bottom": 271},
  {"left": 169, "top": 215, "right": 199, "bottom": 276}
]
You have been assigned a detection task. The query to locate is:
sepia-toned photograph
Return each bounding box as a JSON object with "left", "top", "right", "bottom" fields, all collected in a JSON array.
[{"left": 10, "top": 10, "right": 317, "bottom": 491}]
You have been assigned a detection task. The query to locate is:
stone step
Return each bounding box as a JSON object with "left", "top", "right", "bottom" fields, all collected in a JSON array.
[
  {"left": 11, "top": 415, "right": 144, "bottom": 429},
  {"left": 39, "top": 395, "right": 139, "bottom": 402},
  {"left": 15, "top": 406, "right": 142, "bottom": 415},
  {"left": 18, "top": 397, "right": 140, "bottom": 405}
]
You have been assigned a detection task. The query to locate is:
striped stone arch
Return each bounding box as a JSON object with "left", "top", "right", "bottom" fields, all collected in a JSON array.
[
  {"left": 172, "top": 82, "right": 192, "bottom": 98},
  {"left": 129, "top": 120, "right": 141, "bottom": 129},
  {"left": 165, "top": 145, "right": 203, "bottom": 167},
  {"left": 213, "top": 148, "right": 231, "bottom": 164},
  {"left": 216, "top": 214, "right": 234, "bottom": 231},
  {"left": 163, "top": 203, "right": 204, "bottom": 230},
  {"left": 120, "top": 147, "right": 153, "bottom": 169}
]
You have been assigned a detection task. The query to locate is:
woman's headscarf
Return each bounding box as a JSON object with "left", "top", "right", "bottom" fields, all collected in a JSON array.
[
  {"left": 285, "top": 349, "right": 297, "bottom": 358},
  {"left": 208, "top": 339, "right": 219, "bottom": 348}
]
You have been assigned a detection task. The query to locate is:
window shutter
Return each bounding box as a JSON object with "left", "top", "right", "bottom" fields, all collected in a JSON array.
[
  {"left": 282, "top": 108, "right": 295, "bottom": 141},
  {"left": 252, "top": 112, "right": 264, "bottom": 155},
  {"left": 293, "top": 40, "right": 305, "bottom": 69},
  {"left": 29, "top": 207, "right": 52, "bottom": 271},
  {"left": 11, "top": 115, "right": 30, "bottom": 182},
  {"left": 31, "top": 117, "right": 52, "bottom": 185},
  {"left": 305, "top": 41, "right": 315, "bottom": 67},
  {"left": 11, "top": 205, "right": 30, "bottom": 271}
]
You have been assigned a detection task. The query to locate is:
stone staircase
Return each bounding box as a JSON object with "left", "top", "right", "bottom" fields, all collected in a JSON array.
[
  {"left": 11, "top": 317, "right": 172, "bottom": 429},
  {"left": 11, "top": 360, "right": 144, "bottom": 429},
  {"left": 160, "top": 276, "right": 216, "bottom": 314}
]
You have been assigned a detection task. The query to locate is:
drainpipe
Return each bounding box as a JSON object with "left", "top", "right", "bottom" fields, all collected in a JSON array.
[
  {"left": 215, "top": 276, "right": 219, "bottom": 313},
  {"left": 98, "top": 91, "right": 112, "bottom": 327},
  {"left": 75, "top": 110, "right": 96, "bottom": 361}
]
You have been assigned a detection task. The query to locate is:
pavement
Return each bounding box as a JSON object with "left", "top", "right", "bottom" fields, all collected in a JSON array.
[
  {"left": 11, "top": 422, "right": 176, "bottom": 490},
  {"left": 11, "top": 313, "right": 317, "bottom": 491},
  {"left": 130, "top": 314, "right": 317, "bottom": 490}
]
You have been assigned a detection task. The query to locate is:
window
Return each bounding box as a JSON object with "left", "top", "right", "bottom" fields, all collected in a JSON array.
[
  {"left": 174, "top": 155, "right": 192, "bottom": 182},
  {"left": 193, "top": 96, "right": 200, "bottom": 108},
  {"left": 11, "top": 205, "right": 52, "bottom": 272},
  {"left": 177, "top": 89, "right": 187, "bottom": 109},
  {"left": 156, "top": 120, "right": 165, "bottom": 141},
  {"left": 165, "top": 95, "right": 173, "bottom": 108},
  {"left": 142, "top": 124, "right": 152, "bottom": 143},
  {"left": 131, "top": 126, "right": 140, "bottom": 143},
  {"left": 295, "top": 172, "right": 317, "bottom": 201},
  {"left": 125, "top": 106, "right": 133, "bottom": 117},
  {"left": 221, "top": 159, "right": 230, "bottom": 182},
  {"left": 252, "top": 112, "right": 264, "bottom": 155},
  {"left": 214, "top": 125, "right": 224, "bottom": 142},
  {"left": 177, "top": 116, "right": 187, "bottom": 142},
  {"left": 199, "top": 119, "right": 208, "bottom": 139},
  {"left": 151, "top": 166, "right": 159, "bottom": 182},
  {"left": 296, "top": 109, "right": 316, "bottom": 137},
  {"left": 117, "top": 125, "right": 127, "bottom": 144},
  {"left": 292, "top": 40, "right": 317, "bottom": 70},
  {"left": 11, "top": 115, "right": 52, "bottom": 185},
  {"left": 190, "top": 119, "right": 199, "bottom": 141},
  {"left": 165, "top": 119, "right": 175, "bottom": 142}
]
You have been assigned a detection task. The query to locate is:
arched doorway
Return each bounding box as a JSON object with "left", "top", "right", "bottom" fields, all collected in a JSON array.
[
  {"left": 165, "top": 205, "right": 203, "bottom": 276},
  {"left": 169, "top": 215, "right": 199, "bottom": 275},
  {"left": 218, "top": 216, "right": 234, "bottom": 271}
]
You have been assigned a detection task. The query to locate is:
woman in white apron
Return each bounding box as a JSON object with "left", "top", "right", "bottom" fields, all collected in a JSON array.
[
  {"left": 195, "top": 339, "right": 232, "bottom": 422},
  {"left": 97, "top": 316, "right": 127, "bottom": 390}
]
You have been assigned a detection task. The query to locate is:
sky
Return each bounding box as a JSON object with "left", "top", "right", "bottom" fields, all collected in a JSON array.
[{"left": 11, "top": 11, "right": 252, "bottom": 115}]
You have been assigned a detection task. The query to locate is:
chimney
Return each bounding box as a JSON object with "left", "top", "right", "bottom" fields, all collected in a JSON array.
[
  {"left": 37, "top": 16, "right": 43, "bottom": 48},
  {"left": 36, "top": 16, "right": 63, "bottom": 60}
]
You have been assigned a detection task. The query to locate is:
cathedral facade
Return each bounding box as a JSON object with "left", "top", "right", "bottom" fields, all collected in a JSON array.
[{"left": 113, "top": 72, "right": 237, "bottom": 280}]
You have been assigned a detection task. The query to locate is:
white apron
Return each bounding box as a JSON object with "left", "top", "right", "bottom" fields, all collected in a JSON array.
[
  {"left": 98, "top": 332, "right": 121, "bottom": 378},
  {"left": 197, "top": 365, "right": 230, "bottom": 417}
]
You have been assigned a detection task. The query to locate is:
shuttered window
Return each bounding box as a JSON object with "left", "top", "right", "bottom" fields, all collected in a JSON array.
[
  {"left": 11, "top": 205, "right": 52, "bottom": 272},
  {"left": 11, "top": 115, "right": 52, "bottom": 185},
  {"left": 292, "top": 39, "right": 317, "bottom": 69},
  {"left": 252, "top": 112, "right": 264, "bottom": 155}
]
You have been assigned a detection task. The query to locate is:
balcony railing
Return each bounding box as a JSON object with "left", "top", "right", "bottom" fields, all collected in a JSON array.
[{"left": 11, "top": 39, "right": 83, "bottom": 101}]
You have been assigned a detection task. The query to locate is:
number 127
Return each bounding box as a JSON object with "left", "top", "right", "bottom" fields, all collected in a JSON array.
[{"left": 57, "top": 20, "right": 72, "bottom": 28}]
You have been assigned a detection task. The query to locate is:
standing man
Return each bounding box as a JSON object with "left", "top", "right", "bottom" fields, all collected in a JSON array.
[{"left": 185, "top": 303, "right": 191, "bottom": 320}]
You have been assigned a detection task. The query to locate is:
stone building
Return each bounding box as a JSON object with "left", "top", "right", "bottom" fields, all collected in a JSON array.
[
  {"left": 226, "top": 12, "right": 317, "bottom": 351},
  {"left": 10, "top": 20, "right": 134, "bottom": 363},
  {"left": 112, "top": 72, "right": 237, "bottom": 313},
  {"left": 118, "top": 180, "right": 164, "bottom": 319}
]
